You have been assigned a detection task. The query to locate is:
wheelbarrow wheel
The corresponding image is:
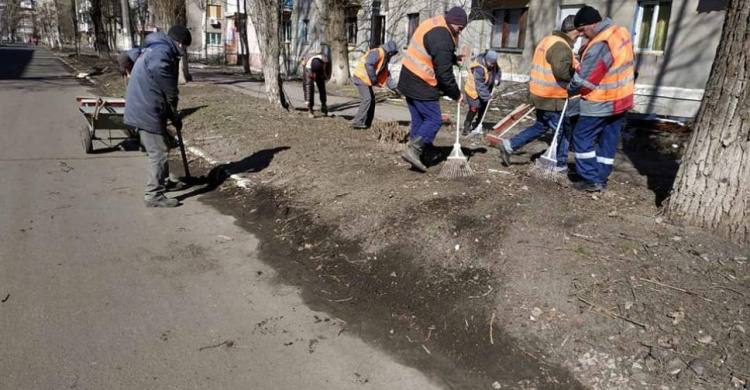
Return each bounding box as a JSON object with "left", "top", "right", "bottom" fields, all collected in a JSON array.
[{"left": 80, "top": 124, "right": 93, "bottom": 154}]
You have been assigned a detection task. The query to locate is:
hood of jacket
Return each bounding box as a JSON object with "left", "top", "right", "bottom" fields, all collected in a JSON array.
[
  {"left": 144, "top": 31, "right": 182, "bottom": 57},
  {"left": 382, "top": 40, "right": 398, "bottom": 56}
]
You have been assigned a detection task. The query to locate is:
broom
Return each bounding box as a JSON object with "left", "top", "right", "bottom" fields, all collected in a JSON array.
[
  {"left": 439, "top": 61, "right": 474, "bottom": 179},
  {"left": 529, "top": 99, "right": 568, "bottom": 181},
  {"left": 470, "top": 87, "right": 499, "bottom": 134}
]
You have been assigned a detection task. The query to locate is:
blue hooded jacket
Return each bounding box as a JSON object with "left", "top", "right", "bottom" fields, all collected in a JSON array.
[{"left": 124, "top": 31, "right": 182, "bottom": 134}]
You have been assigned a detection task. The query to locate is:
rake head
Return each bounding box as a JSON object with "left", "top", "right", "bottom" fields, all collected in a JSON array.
[
  {"left": 528, "top": 158, "right": 563, "bottom": 183},
  {"left": 438, "top": 143, "right": 474, "bottom": 179}
]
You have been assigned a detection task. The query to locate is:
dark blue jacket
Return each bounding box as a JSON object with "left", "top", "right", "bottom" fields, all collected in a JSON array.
[{"left": 124, "top": 32, "right": 181, "bottom": 134}]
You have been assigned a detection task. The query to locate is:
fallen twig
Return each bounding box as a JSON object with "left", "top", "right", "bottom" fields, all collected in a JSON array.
[
  {"left": 331, "top": 296, "right": 353, "bottom": 303},
  {"left": 1, "top": 294, "right": 9, "bottom": 303},
  {"left": 424, "top": 326, "right": 435, "bottom": 342},
  {"left": 489, "top": 311, "right": 496, "bottom": 345},
  {"left": 470, "top": 285, "right": 494, "bottom": 299},
  {"left": 421, "top": 345, "right": 431, "bottom": 355},
  {"left": 561, "top": 334, "right": 571, "bottom": 347},
  {"left": 640, "top": 278, "right": 717, "bottom": 303},
  {"left": 712, "top": 285, "right": 746, "bottom": 297},
  {"left": 578, "top": 296, "right": 648, "bottom": 329},
  {"left": 198, "top": 340, "right": 234, "bottom": 351},
  {"left": 570, "top": 233, "right": 607, "bottom": 245}
]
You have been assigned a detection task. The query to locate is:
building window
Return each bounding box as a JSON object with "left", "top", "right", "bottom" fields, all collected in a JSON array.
[
  {"left": 491, "top": 8, "right": 527, "bottom": 50},
  {"left": 282, "top": 18, "right": 292, "bottom": 43},
  {"left": 372, "top": 15, "right": 386, "bottom": 48},
  {"left": 207, "top": 4, "right": 222, "bottom": 25},
  {"left": 206, "top": 32, "right": 221, "bottom": 46},
  {"left": 407, "top": 13, "right": 419, "bottom": 42},
  {"left": 635, "top": 1, "right": 671, "bottom": 52},
  {"left": 346, "top": 16, "right": 357, "bottom": 45},
  {"left": 301, "top": 19, "right": 309, "bottom": 44}
]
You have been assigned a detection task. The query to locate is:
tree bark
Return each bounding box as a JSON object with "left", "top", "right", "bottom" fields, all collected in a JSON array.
[
  {"left": 321, "top": 0, "right": 350, "bottom": 85},
  {"left": 239, "top": 0, "right": 251, "bottom": 73},
  {"left": 247, "top": 0, "right": 285, "bottom": 109},
  {"left": 666, "top": 0, "right": 750, "bottom": 243}
]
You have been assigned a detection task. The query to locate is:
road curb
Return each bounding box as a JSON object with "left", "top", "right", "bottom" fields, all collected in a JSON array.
[
  {"left": 56, "top": 53, "right": 98, "bottom": 85},
  {"left": 186, "top": 145, "right": 253, "bottom": 189}
]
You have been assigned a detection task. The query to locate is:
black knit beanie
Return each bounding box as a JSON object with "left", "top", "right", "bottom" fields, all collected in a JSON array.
[
  {"left": 445, "top": 6, "right": 468, "bottom": 26},
  {"left": 168, "top": 25, "right": 192, "bottom": 47},
  {"left": 574, "top": 6, "right": 602, "bottom": 28}
]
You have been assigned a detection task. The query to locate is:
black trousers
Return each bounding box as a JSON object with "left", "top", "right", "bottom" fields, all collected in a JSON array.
[{"left": 302, "top": 69, "right": 327, "bottom": 111}]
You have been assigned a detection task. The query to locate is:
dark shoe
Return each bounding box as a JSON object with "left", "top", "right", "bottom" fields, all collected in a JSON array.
[
  {"left": 572, "top": 181, "right": 604, "bottom": 192},
  {"left": 321, "top": 105, "right": 328, "bottom": 116},
  {"left": 498, "top": 139, "right": 512, "bottom": 167},
  {"left": 145, "top": 196, "right": 180, "bottom": 208},
  {"left": 352, "top": 122, "right": 368, "bottom": 130},
  {"left": 401, "top": 136, "right": 427, "bottom": 172},
  {"left": 164, "top": 179, "right": 190, "bottom": 192}
]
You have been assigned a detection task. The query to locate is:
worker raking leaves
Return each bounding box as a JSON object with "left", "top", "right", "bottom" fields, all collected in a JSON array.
[{"left": 398, "top": 6, "right": 468, "bottom": 173}]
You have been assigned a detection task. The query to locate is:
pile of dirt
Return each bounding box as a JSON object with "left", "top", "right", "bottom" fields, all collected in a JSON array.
[{"left": 95, "top": 72, "right": 748, "bottom": 389}]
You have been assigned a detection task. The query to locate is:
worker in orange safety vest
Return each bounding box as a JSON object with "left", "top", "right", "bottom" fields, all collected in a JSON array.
[
  {"left": 462, "top": 49, "right": 500, "bottom": 136},
  {"left": 397, "top": 6, "right": 468, "bottom": 172},
  {"left": 498, "top": 15, "right": 580, "bottom": 172},
  {"left": 567, "top": 6, "right": 635, "bottom": 192},
  {"left": 351, "top": 40, "right": 399, "bottom": 129}
]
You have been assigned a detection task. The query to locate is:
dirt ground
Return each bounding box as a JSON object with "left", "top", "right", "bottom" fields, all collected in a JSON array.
[{"left": 81, "top": 59, "right": 750, "bottom": 390}]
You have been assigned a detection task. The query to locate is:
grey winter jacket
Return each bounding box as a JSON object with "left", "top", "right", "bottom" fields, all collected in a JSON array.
[
  {"left": 124, "top": 32, "right": 182, "bottom": 134},
  {"left": 353, "top": 41, "right": 398, "bottom": 90},
  {"left": 470, "top": 53, "right": 500, "bottom": 101}
]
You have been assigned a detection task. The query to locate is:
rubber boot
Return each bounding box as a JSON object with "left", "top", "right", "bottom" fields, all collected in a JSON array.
[
  {"left": 401, "top": 136, "right": 427, "bottom": 172},
  {"left": 422, "top": 142, "right": 441, "bottom": 166},
  {"left": 462, "top": 109, "right": 476, "bottom": 136}
]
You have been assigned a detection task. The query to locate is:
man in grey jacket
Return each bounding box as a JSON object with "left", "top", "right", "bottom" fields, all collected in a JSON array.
[{"left": 124, "top": 25, "right": 192, "bottom": 208}]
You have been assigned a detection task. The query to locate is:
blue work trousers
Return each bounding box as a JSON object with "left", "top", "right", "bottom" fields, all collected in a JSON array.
[
  {"left": 572, "top": 113, "right": 626, "bottom": 186},
  {"left": 406, "top": 98, "right": 442, "bottom": 144},
  {"left": 509, "top": 109, "right": 570, "bottom": 167}
]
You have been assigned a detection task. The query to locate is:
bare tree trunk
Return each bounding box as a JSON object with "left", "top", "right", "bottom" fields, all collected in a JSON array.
[
  {"left": 666, "top": 0, "right": 750, "bottom": 243},
  {"left": 120, "top": 0, "right": 132, "bottom": 48},
  {"left": 238, "top": 0, "right": 251, "bottom": 73},
  {"left": 90, "top": 0, "right": 110, "bottom": 56},
  {"left": 71, "top": 0, "right": 79, "bottom": 56},
  {"left": 320, "top": 0, "right": 350, "bottom": 85},
  {"left": 247, "top": 0, "right": 285, "bottom": 109}
]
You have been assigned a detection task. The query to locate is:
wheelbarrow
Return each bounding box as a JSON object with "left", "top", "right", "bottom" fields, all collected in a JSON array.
[
  {"left": 76, "top": 96, "right": 136, "bottom": 153},
  {"left": 76, "top": 96, "right": 193, "bottom": 180}
]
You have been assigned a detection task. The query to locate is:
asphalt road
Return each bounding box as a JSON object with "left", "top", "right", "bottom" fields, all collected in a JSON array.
[{"left": 0, "top": 45, "right": 443, "bottom": 390}]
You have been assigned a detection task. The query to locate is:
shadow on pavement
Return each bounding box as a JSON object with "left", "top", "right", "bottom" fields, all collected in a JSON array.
[{"left": 0, "top": 45, "right": 35, "bottom": 80}]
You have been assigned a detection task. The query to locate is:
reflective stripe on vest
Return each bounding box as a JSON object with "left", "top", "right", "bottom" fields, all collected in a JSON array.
[
  {"left": 529, "top": 35, "right": 574, "bottom": 99},
  {"left": 464, "top": 60, "right": 490, "bottom": 100},
  {"left": 402, "top": 16, "right": 456, "bottom": 87},
  {"left": 353, "top": 48, "right": 389, "bottom": 87},
  {"left": 581, "top": 25, "right": 635, "bottom": 102}
]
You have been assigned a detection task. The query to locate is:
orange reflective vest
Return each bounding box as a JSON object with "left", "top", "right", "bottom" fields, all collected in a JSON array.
[
  {"left": 464, "top": 60, "right": 491, "bottom": 100},
  {"left": 353, "top": 48, "right": 389, "bottom": 87},
  {"left": 402, "top": 15, "right": 456, "bottom": 87},
  {"left": 580, "top": 25, "right": 634, "bottom": 103},
  {"left": 529, "top": 35, "right": 579, "bottom": 99}
]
